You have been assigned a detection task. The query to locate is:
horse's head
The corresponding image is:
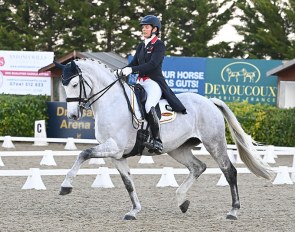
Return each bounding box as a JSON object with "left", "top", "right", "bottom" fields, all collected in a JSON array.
[{"left": 54, "top": 60, "right": 92, "bottom": 120}]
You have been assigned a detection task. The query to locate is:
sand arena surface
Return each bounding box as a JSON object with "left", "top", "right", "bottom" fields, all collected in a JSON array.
[{"left": 0, "top": 142, "right": 295, "bottom": 232}]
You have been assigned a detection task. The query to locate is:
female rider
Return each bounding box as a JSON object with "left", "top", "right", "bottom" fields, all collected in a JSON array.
[{"left": 118, "top": 15, "right": 187, "bottom": 154}]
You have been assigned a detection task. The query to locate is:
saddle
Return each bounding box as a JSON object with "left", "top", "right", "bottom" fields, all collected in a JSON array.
[
  {"left": 132, "top": 84, "right": 176, "bottom": 124},
  {"left": 123, "top": 84, "right": 177, "bottom": 158}
]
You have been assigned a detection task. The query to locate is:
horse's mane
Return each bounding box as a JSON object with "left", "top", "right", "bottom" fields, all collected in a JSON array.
[{"left": 75, "top": 58, "right": 114, "bottom": 75}]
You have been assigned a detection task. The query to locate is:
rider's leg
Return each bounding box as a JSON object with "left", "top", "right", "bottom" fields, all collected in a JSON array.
[
  {"left": 139, "top": 79, "right": 162, "bottom": 113},
  {"left": 144, "top": 106, "right": 163, "bottom": 153},
  {"left": 140, "top": 79, "right": 163, "bottom": 153}
]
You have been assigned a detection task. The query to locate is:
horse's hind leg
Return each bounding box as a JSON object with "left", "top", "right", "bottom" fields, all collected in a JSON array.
[
  {"left": 168, "top": 141, "right": 206, "bottom": 213},
  {"left": 203, "top": 141, "right": 240, "bottom": 220}
]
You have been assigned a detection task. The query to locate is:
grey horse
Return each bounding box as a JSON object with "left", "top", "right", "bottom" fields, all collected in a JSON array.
[{"left": 55, "top": 59, "right": 273, "bottom": 220}]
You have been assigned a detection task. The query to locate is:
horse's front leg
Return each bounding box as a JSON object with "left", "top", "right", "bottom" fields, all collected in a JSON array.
[
  {"left": 60, "top": 138, "right": 121, "bottom": 195},
  {"left": 112, "top": 158, "right": 141, "bottom": 220}
]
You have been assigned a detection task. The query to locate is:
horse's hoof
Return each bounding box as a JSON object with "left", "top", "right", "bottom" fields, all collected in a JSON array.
[
  {"left": 226, "top": 214, "right": 238, "bottom": 220},
  {"left": 179, "top": 200, "right": 190, "bottom": 213},
  {"left": 59, "top": 187, "right": 72, "bottom": 195},
  {"left": 123, "top": 215, "right": 136, "bottom": 220},
  {"left": 226, "top": 207, "right": 238, "bottom": 220}
]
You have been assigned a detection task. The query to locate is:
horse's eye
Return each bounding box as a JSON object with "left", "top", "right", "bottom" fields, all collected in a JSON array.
[{"left": 72, "top": 82, "right": 78, "bottom": 88}]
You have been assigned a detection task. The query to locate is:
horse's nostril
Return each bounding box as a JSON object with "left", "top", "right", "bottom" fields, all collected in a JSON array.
[{"left": 69, "top": 114, "right": 78, "bottom": 120}]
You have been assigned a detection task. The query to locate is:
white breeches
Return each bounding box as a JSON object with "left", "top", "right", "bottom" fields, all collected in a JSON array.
[{"left": 138, "top": 78, "right": 162, "bottom": 113}]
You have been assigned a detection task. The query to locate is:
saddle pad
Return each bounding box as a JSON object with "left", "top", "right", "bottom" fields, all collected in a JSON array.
[{"left": 131, "top": 90, "right": 177, "bottom": 124}]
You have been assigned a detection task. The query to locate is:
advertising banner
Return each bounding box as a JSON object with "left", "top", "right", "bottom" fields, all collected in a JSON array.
[
  {"left": 128, "top": 56, "right": 206, "bottom": 95},
  {"left": 0, "top": 51, "right": 53, "bottom": 95},
  {"left": 204, "top": 58, "right": 282, "bottom": 105},
  {"left": 46, "top": 102, "right": 95, "bottom": 139},
  {"left": 45, "top": 57, "right": 283, "bottom": 138},
  {"left": 162, "top": 57, "right": 206, "bottom": 94}
]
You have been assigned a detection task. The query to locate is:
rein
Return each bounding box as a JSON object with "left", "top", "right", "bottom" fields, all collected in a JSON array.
[
  {"left": 66, "top": 67, "right": 141, "bottom": 129},
  {"left": 66, "top": 68, "right": 121, "bottom": 109}
]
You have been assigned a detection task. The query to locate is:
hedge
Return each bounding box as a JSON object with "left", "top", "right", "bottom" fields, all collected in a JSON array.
[
  {"left": 0, "top": 94, "right": 49, "bottom": 137},
  {"left": 226, "top": 101, "right": 295, "bottom": 147},
  {"left": 0, "top": 95, "right": 294, "bottom": 147}
]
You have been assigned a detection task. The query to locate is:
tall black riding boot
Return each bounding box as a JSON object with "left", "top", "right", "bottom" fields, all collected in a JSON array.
[{"left": 143, "top": 107, "right": 163, "bottom": 154}]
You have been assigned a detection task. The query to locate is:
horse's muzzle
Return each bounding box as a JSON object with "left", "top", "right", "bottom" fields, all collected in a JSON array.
[{"left": 68, "top": 113, "right": 79, "bottom": 120}]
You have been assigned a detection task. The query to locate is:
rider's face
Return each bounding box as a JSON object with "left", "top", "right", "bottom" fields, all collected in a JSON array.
[{"left": 141, "top": 24, "right": 156, "bottom": 39}]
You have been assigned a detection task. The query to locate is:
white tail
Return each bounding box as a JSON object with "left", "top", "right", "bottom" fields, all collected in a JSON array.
[{"left": 210, "top": 98, "right": 273, "bottom": 180}]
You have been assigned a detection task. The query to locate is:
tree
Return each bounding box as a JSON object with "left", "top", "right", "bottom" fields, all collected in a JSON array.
[
  {"left": 2, "top": 0, "right": 294, "bottom": 59},
  {"left": 0, "top": 0, "right": 97, "bottom": 56},
  {"left": 283, "top": 0, "right": 295, "bottom": 58},
  {"left": 0, "top": 0, "right": 33, "bottom": 50},
  {"left": 90, "top": 0, "right": 141, "bottom": 55},
  {"left": 55, "top": 1, "right": 98, "bottom": 55},
  {"left": 234, "top": 0, "right": 295, "bottom": 59},
  {"left": 163, "top": 0, "right": 234, "bottom": 57},
  {"left": 0, "top": 0, "right": 65, "bottom": 52}
]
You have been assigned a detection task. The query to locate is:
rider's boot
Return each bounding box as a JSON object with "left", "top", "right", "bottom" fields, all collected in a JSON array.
[{"left": 143, "top": 107, "right": 163, "bottom": 154}]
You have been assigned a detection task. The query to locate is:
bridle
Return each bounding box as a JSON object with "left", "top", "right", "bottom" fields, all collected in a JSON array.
[
  {"left": 64, "top": 67, "right": 140, "bottom": 128},
  {"left": 64, "top": 67, "right": 122, "bottom": 110}
]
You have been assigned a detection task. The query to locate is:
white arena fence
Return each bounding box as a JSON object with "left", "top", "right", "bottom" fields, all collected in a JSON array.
[
  {"left": 1, "top": 135, "right": 295, "bottom": 155},
  {"left": 0, "top": 136, "right": 295, "bottom": 189},
  {"left": 0, "top": 135, "right": 98, "bottom": 150},
  {"left": 0, "top": 136, "right": 98, "bottom": 144},
  {"left": 0, "top": 166, "right": 294, "bottom": 190}
]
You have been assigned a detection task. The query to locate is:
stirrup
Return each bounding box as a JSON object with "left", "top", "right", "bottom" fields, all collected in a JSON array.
[{"left": 143, "top": 140, "right": 163, "bottom": 154}]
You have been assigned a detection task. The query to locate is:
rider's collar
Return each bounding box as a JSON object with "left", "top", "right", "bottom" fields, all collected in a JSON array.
[{"left": 144, "top": 34, "right": 157, "bottom": 47}]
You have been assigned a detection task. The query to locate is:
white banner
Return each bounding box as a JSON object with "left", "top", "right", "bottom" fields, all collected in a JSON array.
[{"left": 0, "top": 51, "right": 54, "bottom": 95}]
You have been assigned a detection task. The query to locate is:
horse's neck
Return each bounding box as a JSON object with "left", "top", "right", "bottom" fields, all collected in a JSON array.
[
  {"left": 91, "top": 74, "right": 131, "bottom": 115},
  {"left": 79, "top": 61, "right": 132, "bottom": 117}
]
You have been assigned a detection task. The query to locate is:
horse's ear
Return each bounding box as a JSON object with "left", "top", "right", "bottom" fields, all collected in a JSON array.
[
  {"left": 71, "top": 60, "right": 77, "bottom": 73},
  {"left": 70, "top": 60, "right": 77, "bottom": 70},
  {"left": 53, "top": 61, "right": 65, "bottom": 70}
]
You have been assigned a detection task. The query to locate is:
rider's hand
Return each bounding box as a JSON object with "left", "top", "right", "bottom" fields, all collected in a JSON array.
[
  {"left": 114, "top": 69, "right": 122, "bottom": 77},
  {"left": 121, "top": 67, "right": 132, "bottom": 76}
]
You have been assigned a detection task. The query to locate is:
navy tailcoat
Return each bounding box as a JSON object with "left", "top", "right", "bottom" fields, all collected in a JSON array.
[{"left": 128, "top": 38, "right": 187, "bottom": 114}]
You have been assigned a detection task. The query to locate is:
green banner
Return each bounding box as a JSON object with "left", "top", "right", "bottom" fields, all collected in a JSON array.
[{"left": 204, "top": 58, "right": 282, "bottom": 105}]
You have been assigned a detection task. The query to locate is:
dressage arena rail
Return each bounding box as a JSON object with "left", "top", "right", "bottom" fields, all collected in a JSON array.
[
  {"left": 0, "top": 150, "right": 295, "bottom": 189},
  {"left": 0, "top": 167, "right": 253, "bottom": 176},
  {"left": 0, "top": 136, "right": 98, "bottom": 150},
  {"left": 0, "top": 166, "right": 294, "bottom": 190},
  {"left": 1, "top": 137, "right": 295, "bottom": 189},
  {"left": 1, "top": 135, "right": 295, "bottom": 151},
  {"left": 0, "top": 136, "right": 98, "bottom": 144}
]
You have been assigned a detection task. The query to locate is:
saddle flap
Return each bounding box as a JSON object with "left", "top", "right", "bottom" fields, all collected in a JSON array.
[
  {"left": 134, "top": 84, "right": 147, "bottom": 104},
  {"left": 134, "top": 84, "right": 147, "bottom": 117}
]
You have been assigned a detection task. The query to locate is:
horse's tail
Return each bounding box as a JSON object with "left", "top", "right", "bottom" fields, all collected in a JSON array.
[{"left": 210, "top": 98, "right": 273, "bottom": 180}]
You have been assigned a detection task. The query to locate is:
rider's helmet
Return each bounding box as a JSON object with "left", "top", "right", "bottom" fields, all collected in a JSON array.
[{"left": 140, "top": 15, "right": 161, "bottom": 35}]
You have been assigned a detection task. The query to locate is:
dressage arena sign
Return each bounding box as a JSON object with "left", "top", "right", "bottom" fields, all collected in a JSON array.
[
  {"left": 0, "top": 50, "right": 53, "bottom": 95},
  {"left": 47, "top": 102, "right": 95, "bottom": 139}
]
